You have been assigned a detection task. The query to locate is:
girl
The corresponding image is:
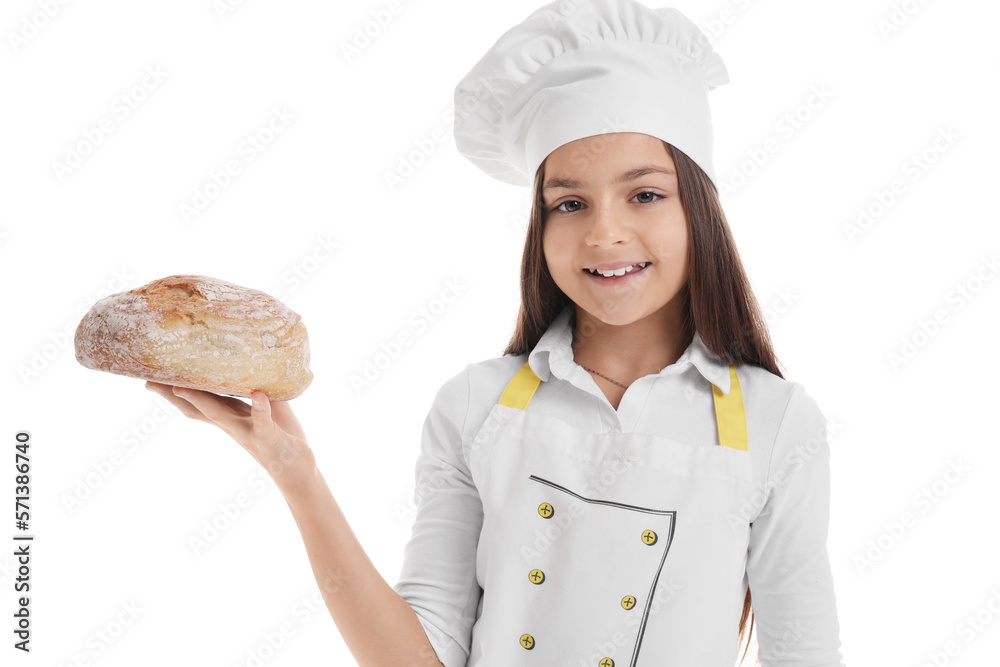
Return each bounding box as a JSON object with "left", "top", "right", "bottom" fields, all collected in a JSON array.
[{"left": 147, "top": 0, "right": 845, "bottom": 665}]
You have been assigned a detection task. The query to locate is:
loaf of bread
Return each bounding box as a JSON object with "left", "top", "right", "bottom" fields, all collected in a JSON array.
[{"left": 74, "top": 274, "right": 313, "bottom": 401}]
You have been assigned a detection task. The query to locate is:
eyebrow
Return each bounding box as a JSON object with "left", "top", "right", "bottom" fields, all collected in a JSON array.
[{"left": 543, "top": 165, "right": 676, "bottom": 191}]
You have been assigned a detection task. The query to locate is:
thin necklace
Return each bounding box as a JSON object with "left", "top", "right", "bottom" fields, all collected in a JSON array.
[{"left": 580, "top": 365, "right": 629, "bottom": 389}]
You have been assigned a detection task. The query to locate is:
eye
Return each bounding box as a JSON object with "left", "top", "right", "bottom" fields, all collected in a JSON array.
[
  {"left": 632, "top": 191, "right": 664, "bottom": 205},
  {"left": 552, "top": 199, "right": 584, "bottom": 214}
]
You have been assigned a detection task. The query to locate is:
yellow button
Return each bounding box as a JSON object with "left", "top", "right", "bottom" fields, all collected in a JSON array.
[
  {"left": 599, "top": 658, "right": 615, "bottom": 667},
  {"left": 520, "top": 634, "right": 535, "bottom": 650},
  {"left": 538, "top": 502, "right": 554, "bottom": 519},
  {"left": 621, "top": 595, "right": 636, "bottom": 610},
  {"left": 528, "top": 569, "right": 545, "bottom": 585},
  {"left": 641, "top": 529, "right": 658, "bottom": 545}
]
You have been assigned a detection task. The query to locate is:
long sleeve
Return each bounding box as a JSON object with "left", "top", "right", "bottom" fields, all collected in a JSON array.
[
  {"left": 393, "top": 365, "right": 483, "bottom": 667},
  {"left": 746, "top": 383, "right": 846, "bottom": 667}
]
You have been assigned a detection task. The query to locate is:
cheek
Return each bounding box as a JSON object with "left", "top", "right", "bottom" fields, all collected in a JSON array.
[
  {"left": 542, "top": 225, "right": 573, "bottom": 271},
  {"left": 649, "top": 231, "right": 689, "bottom": 276},
  {"left": 656, "top": 239, "right": 686, "bottom": 259},
  {"left": 651, "top": 220, "right": 688, "bottom": 258}
]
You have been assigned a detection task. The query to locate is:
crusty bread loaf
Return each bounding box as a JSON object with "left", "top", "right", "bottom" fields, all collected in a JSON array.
[{"left": 75, "top": 274, "right": 313, "bottom": 401}]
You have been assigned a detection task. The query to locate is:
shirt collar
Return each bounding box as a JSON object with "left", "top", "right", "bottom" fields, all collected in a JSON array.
[{"left": 527, "top": 305, "right": 733, "bottom": 394}]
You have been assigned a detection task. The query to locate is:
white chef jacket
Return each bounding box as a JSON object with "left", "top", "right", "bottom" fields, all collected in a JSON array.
[{"left": 393, "top": 304, "right": 845, "bottom": 666}]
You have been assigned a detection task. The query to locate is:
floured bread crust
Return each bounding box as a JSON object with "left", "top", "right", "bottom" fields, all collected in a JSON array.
[{"left": 74, "top": 274, "right": 313, "bottom": 401}]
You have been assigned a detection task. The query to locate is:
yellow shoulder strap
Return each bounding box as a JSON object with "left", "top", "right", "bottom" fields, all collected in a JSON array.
[
  {"left": 498, "top": 360, "right": 542, "bottom": 410},
  {"left": 713, "top": 365, "right": 748, "bottom": 451},
  {"left": 498, "top": 360, "right": 748, "bottom": 451}
]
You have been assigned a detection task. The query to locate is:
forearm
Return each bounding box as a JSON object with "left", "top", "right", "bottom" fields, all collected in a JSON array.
[{"left": 278, "top": 464, "right": 444, "bottom": 666}]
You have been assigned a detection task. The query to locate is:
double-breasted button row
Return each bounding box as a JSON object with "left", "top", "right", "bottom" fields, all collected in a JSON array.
[{"left": 520, "top": 500, "right": 657, "bottom": 660}]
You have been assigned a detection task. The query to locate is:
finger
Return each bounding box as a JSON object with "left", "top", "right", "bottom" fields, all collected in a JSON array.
[
  {"left": 268, "top": 397, "right": 294, "bottom": 418},
  {"left": 249, "top": 391, "right": 282, "bottom": 445},
  {"left": 146, "top": 382, "right": 211, "bottom": 422},
  {"left": 161, "top": 383, "right": 252, "bottom": 414},
  {"left": 171, "top": 386, "right": 249, "bottom": 432},
  {"left": 267, "top": 398, "right": 305, "bottom": 436}
]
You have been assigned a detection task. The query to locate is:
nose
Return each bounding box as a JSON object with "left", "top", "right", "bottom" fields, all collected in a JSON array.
[{"left": 584, "top": 198, "right": 629, "bottom": 247}]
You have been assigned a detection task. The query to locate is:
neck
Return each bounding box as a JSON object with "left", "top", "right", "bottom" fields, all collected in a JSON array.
[{"left": 570, "top": 301, "right": 691, "bottom": 384}]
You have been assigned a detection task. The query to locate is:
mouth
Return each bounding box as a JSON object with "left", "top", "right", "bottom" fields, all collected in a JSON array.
[{"left": 583, "top": 261, "right": 650, "bottom": 281}]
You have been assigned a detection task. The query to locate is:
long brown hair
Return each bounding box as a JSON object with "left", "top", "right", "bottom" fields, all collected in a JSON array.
[{"left": 501, "top": 139, "right": 785, "bottom": 665}]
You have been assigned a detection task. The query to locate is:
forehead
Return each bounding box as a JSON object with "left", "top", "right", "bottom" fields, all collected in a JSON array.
[
  {"left": 543, "top": 132, "right": 675, "bottom": 177},
  {"left": 542, "top": 133, "right": 676, "bottom": 192}
]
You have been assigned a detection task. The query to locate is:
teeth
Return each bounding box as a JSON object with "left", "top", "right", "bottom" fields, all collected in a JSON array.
[{"left": 587, "top": 262, "right": 648, "bottom": 278}]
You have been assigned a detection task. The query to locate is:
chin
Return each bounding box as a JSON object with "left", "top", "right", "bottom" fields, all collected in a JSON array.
[{"left": 577, "top": 302, "right": 652, "bottom": 326}]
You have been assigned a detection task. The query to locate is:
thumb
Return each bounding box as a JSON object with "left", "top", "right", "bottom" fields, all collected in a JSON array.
[{"left": 250, "top": 390, "right": 275, "bottom": 433}]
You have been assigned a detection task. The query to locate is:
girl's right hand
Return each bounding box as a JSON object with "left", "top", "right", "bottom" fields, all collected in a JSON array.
[{"left": 145, "top": 381, "right": 316, "bottom": 491}]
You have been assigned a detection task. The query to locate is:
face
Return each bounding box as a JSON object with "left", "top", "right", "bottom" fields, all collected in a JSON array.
[{"left": 541, "top": 132, "right": 689, "bottom": 327}]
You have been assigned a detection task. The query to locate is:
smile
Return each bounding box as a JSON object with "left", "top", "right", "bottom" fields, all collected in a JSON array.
[
  {"left": 584, "top": 262, "right": 649, "bottom": 278},
  {"left": 583, "top": 262, "right": 651, "bottom": 283}
]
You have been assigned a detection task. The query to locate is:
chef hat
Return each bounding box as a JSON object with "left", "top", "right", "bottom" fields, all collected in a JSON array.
[{"left": 453, "top": 0, "right": 729, "bottom": 189}]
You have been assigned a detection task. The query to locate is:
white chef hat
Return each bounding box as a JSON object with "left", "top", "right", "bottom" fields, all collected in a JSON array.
[{"left": 453, "top": 0, "right": 729, "bottom": 189}]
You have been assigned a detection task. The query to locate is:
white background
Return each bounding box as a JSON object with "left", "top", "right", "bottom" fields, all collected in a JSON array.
[{"left": 2, "top": 0, "right": 998, "bottom": 665}]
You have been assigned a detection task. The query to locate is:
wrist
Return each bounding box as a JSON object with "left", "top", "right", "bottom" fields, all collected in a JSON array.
[
  {"left": 263, "top": 440, "right": 318, "bottom": 492},
  {"left": 273, "top": 456, "right": 322, "bottom": 501}
]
